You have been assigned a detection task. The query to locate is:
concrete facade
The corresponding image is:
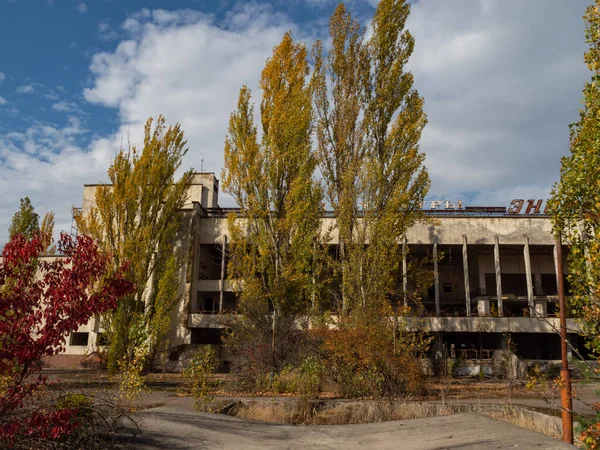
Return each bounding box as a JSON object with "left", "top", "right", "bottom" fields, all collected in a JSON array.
[{"left": 48, "top": 173, "right": 586, "bottom": 366}]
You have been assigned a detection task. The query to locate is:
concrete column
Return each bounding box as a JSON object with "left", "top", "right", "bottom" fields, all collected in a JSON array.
[
  {"left": 89, "top": 316, "right": 99, "bottom": 350},
  {"left": 433, "top": 236, "right": 440, "bottom": 316},
  {"left": 523, "top": 236, "right": 534, "bottom": 315},
  {"left": 219, "top": 235, "right": 227, "bottom": 312},
  {"left": 494, "top": 235, "right": 503, "bottom": 316},
  {"left": 462, "top": 235, "right": 471, "bottom": 317},
  {"left": 403, "top": 236, "right": 408, "bottom": 307}
]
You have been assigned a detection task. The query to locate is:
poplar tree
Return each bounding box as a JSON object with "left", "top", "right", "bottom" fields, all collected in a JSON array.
[
  {"left": 76, "top": 115, "right": 193, "bottom": 373},
  {"left": 9, "top": 198, "right": 56, "bottom": 254},
  {"left": 222, "top": 32, "right": 325, "bottom": 377},
  {"left": 313, "top": 0, "right": 429, "bottom": 314},
  {"left": 550, "top": 1, "right": 600, "bottom": 355},
  {"left": 40, "top": 211, "right": 56, "bottom": 255},
  {"left": 9, "top": 197, "right": 39, "bottom": 241},
  {"left": 312, "top": 4, "right": 366, "bottom": 311}
]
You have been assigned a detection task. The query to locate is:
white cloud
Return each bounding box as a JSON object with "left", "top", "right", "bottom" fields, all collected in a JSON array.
[
  {"left": 16, "top": 85, "right": 34, "bottom": 94},
  {"left": 0, "top": 5, "right": 300, "bottom": 247},
  {"left": 44, "top": 91, "right": 60, "bottom": 100},
  {"left": 406, "top": 0, "right": 589, "bottom": 204},
  {"left": 77, "top": 2, "right": 87, "bottom": 14},
  {"left": 0, "top": 72, "right": 5, "bottom": 83},
  {"left": 51, "top": 100, "right": 84, "bottom": 114},
  {"left": 0, "top": 117, "right": 115, "bottom": 248},
  {"left": 98, "top": 20, "right": 120, "bottom": 41},
  {"left": 0, "top": 1, "right": 593, "bottom": 248},
  {"left": 84, "top": 5, "right": 302, "bottom": 191},
  {"left": 0, "top": 96, "right": 7, "bottom": 105}
]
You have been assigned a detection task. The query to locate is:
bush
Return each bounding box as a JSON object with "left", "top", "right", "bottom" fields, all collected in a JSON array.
[
  {"left": 222, "top": 310, "right": 307, "bottom": 392},
  {"left": 182, "top": 345, "right": 218, "bottom": 411},
  {"left": 0, "top": 232, "right": 133, "bottom": 447},
  {"left": 315, "top": 313, "right": 429, "bottom": 398}
]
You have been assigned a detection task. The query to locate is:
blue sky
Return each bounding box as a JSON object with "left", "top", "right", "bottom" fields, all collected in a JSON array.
[{"left": 0, "top": 0, "right": 592, "bottom": 247}]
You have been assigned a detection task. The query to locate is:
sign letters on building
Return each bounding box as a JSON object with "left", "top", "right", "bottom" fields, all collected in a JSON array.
[
  {"left": 507, "top": 199, "right": 549, "bottom": 215},
  {"left": 423, "top": 200, "right": 464, "bottom": 210}
]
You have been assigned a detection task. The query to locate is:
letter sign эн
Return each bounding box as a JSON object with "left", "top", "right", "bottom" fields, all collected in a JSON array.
[
  {"left": 508, "top": 199, "right": 524, "bottom": 214},
  {"left": 525, "top": 199, "right": 543, "bottom": 214}
]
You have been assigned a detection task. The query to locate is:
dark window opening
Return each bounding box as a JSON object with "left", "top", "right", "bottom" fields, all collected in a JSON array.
[
  {"left": 511, "top": 333, "right": 562, "bottom": 359},
  {"left": 541, "top": 274, "right": 557, "bottom": 296},
  {"left": 197, "top": 292, "right": 218, "bottom": 313},
  {"left": 70, "top": 332, "right": 89, "bottom": 346},
  {"left": 428, "top": 286, "right": 435, "bottom": 300},
  {"left": 501, "top": 274, "right": 527, "bottom": 296},
  {"left": 190, "top": 328, "right": 223, "bottom": 345},
  {"left": 443, "top": 282, "right": 452, "bottom": 293}
]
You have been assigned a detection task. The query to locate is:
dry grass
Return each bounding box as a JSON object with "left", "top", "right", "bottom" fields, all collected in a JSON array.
[
  {"left": 225, "top": 399, "right": 565, "bottom": 442},
  {"left": 227, "top": 400, "right": 482, "bottom": 425},
  {"left": 426, "top": 379, "right": 545, "bottom": 400},
  {"left": 482, "top": 406, "right": 562, "bottom": 439}
]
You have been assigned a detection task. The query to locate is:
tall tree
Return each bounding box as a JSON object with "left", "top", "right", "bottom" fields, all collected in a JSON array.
[
  {"left": 550, "top": 0, "right": 600, "bottom": 356},
  {"left": 312, "top": 4, "right": 367, "bottom": 311},
  {"left": 9, "top": 198, "right": 56, "bottom": 254},
  {"left": 40, "top": 211, "right": 56, "bottom": 255},
  {"left": 76, "top": 115, "right": 193, "bottom": 373},
  {"left": 313, "top": 0, "right": 429, "bottom": 313},
  {"left": 222, "top": 32, "right": 325, "bottom": 378},
  {"left": 9, "top": 197, "right": 39, "bottom": 241}
]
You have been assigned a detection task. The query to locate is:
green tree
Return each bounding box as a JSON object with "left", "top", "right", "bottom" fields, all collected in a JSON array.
[
  {"left": 76, "top": 115, "right": 193, "bottom": 373},
  {"left": 9, "top": 197, "right": 39, "bottom": 241},
  {"left": 312, "top": 4, "right": 366, "bottom": 311},
  {"left": 312, "top": 0, "right": 429, "bottom": 314},
  {"left": 550, "top": 1, "right": 600, "bottom": 357},
  {"left": 222, "top": 32, "right": 326, "bottom": 382},
  {"left": 9, "top": 198, "right": 56, "bottom": 254}
]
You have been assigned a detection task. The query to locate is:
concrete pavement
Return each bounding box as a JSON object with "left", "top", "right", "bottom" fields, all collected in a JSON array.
[{"left": 126, "top": 405, "right": 575, "bottom": 449}]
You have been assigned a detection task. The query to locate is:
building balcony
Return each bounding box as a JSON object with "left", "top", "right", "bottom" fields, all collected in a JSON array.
[
  {"left": 188, "top": 313, "right": 228, "bottom": 328},
  {"left": 402, "top": 316, "right": 579, "bottom": 334},
  {"left": 196, "top": 279, "right": 234, "bottom": 291}
]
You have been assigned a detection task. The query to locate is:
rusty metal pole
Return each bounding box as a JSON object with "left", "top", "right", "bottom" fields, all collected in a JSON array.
[{"left": 556, "top": 236, "right": 573, "bottom": 444}]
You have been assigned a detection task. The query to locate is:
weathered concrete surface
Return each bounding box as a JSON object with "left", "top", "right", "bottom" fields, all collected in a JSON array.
[
  {"left": 128, "top": 408, "right": 574, "bottom": 449},
  {"left": 199, "top": 216, "right": 555, "bottom": 245}
]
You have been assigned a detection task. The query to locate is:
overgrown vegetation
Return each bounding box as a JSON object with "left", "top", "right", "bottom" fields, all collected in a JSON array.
[
  {"left": 221, "top": 0, "right": 431, "bottom": 399},
  {"left": 550, "top": 0, "right": 600, "bottom": 446},
  {"left": 182, "top": 346, "right": 218, "bottom": 411},
  {"left": 0, "top": 232, "right": 135, "bottom": 448},
  {"left": 8, "top": 197, "right": 56, "bottom": 254},
  {"left": 76, "top": 115, "right": 194, "bottom": 375}
]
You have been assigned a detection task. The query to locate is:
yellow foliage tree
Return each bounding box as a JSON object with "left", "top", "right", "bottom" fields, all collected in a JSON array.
[
  {"left": 76, "top": 115, "right": 193, "bottom": 373},
  {"left": 222, "top": 32, "right": 327, "bottom": 379}
]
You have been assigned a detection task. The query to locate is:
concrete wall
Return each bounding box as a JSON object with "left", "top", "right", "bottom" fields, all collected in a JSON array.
[
  {"left": 199, "top": 216, "right": 555, "bottom": 246},
  {"left": 82, "top": 172, "right": 218, "bottom": 214}
]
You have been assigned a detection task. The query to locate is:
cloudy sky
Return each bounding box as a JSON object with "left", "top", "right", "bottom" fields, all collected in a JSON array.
[{"left": 0, "top": 0, "right": 591, "bottom": 248}]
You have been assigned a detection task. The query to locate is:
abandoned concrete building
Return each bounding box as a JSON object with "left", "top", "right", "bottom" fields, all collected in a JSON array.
[{"left": 51, "top": 173, "right": 584, "bottom": 369}]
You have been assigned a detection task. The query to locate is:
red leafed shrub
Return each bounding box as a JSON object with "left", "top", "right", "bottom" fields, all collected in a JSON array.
[{"left": 0, "top": 232, "right": 134, "bottom": 445}]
